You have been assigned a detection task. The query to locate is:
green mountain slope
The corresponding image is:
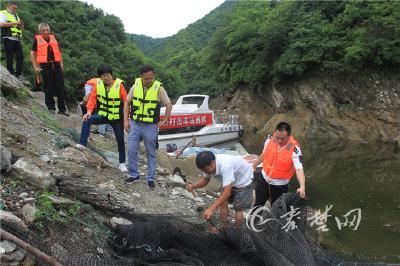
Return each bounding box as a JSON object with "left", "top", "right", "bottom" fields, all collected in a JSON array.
[
  {"left": 128, "top": 1, "right": 400, "bottom": 96},
  {"left": 5, "top": 0, "right": 181, "bottom": 100}
]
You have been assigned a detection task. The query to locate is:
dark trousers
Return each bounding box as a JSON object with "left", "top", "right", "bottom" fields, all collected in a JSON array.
[
  {"left": 41, "top": 62, "right": 66, "bottom": 112},
  {"left": 254, "top": 172, "right": 288, "bottom": 206},
  {"left": 2, "top": 38, "right": 23, "bottom": 76},
  {"left": 79, "top": 114, "right": 126, "bottom": 163}
]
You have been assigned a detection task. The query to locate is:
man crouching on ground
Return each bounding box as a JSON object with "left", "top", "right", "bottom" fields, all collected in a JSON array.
[{"left": 186, "top": 151, "right": 253, "bottom": 231}]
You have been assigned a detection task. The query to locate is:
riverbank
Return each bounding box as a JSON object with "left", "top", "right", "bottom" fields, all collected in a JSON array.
[
  {"left": 2, "top": 65, "right": 398, "bottom": 264},
  {"left": 210, "top": 69, "right": 400, "bottom": 150}
]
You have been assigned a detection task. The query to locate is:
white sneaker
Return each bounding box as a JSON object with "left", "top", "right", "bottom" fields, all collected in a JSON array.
[
  {"left": 119, "top": 163, "right": 128, "bottom": 173},
  {"left": 75, "top": 144, "right": 86, "bottom": 150}
]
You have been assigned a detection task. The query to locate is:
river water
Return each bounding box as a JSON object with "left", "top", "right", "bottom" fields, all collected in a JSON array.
[{"left": 244, "top": 138, "right": 400, "bottom": 263}]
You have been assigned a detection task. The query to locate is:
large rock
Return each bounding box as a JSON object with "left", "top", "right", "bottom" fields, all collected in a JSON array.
[
  {"left": 0, "top": 210, "right": 28, "bottom": 231},
  {"left": 47, "top": 195, "right": 75, "bottom": 207},
  {"left": 12, "top": 157, "right": 55, "bottom": 189},
  {"left": 0, "top": 240, "right": 17, "bottom": 253},
  {"left": 55, "top": 174, "right": 135, "bottom": 216},
  {"left": 109, "top": 217, "right": 132, "bottom": 229},
  {"left": 173, "top": 187, "right": 196, "bottom": 200},
  {"left": 59, "top": 147, "right": 109, "bottom": 168},
  {"left": 0, "top": 145, "right": 12, "bottom": 172},
  {"left": 22, "top": 253, "right": 35, "bottom": 266},
  {"left": 20, "top": 204, "right": 37, "bottom": 224},
  {"left": 166, "top": 174, "right": 186, "bottom": 188},
  {"left": 156, "top": 167, "right": 170, "bottom": 176},
  {"left": 0, "top": 64, "right": 25, "bottom": 95},
  {"left": 58, "top": 147, "right": 88, "bottom": 164}
]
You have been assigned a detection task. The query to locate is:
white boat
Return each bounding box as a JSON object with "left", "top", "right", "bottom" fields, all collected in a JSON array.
[{"left": 158, "top": 94, "right": 244, "bottom": 150}]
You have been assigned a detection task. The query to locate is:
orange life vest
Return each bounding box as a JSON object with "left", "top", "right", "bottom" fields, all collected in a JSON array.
[
  {"left": 86, "top": 78, "right": 97, "bottom": 89},
  {"left": 35, "top": 34, "right": 62, "bottom": 63},
  {"left": 262, "top": 133, "right": 299, "bottom": 180}
]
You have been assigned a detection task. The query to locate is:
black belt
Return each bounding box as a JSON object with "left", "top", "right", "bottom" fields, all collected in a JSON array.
[{"left": 40, "top": 61, "right": 60, "bottom": 66}]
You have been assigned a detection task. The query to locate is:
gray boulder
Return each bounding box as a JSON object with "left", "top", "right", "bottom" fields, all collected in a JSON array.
[
  {"left": 0, "top": 145, "right": 12, "bottom": 171},
  {"left": 12, "top": 157, "right": 55, "bottom": 189},
  {"left": 0, "top": 64, "right": 25, "bottom": 95},
  {"left": 0, "top": 210, "right": 28, "bottom": 231}
]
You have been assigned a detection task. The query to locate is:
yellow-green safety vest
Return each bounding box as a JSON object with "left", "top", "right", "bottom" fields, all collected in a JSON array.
[
  {"left": 131, "top": 77, "right": 161, "bottom": 123},
  {"left": 0, "top": 10, "right": 22, "bottom": 39},
  {"left": 96, "top": 78, "right": 123, "bottom": 120}
]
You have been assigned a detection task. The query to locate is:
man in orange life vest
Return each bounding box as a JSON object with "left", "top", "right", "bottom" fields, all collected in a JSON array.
[
  {"left": 252, "top": 122, "right": 306, "bottom": 206},
  {"left": 30, "top": 23, "right": 69, "bottom": 116}
]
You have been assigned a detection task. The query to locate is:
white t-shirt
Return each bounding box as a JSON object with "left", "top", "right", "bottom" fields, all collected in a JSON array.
[
  {"left": 84, "top": 83, "right": 93, "bottom": 96},
  {"left": 0, "top": 12, "right": 20, "bottom": 41},
  {"left": 261, "top": 138, "right": 303, "bottom": 186},
  {"left": 203, "top": 154, "right": 253, "bottom": 188}
]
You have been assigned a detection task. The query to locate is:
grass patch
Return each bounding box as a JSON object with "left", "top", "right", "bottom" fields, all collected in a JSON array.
[
  {"left": 3, "top": 87, "right": 31, "bottom": 101},
  {"left": 34, "top": 189, "right": 80, "bottom": 230},
  {"left": 31, "top": 106, "right": 63, "bottom": 132}
]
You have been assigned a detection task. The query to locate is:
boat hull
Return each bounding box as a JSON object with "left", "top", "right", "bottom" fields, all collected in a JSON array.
[{"left": 158, "top": 130, "right": 241, "bottom": 150}]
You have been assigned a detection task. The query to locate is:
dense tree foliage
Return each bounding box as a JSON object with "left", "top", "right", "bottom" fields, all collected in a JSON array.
[
  {"left": 5, "top": 0, "right": 398, "bottom": 100},
  {"left": 2, "top": 0, "right": 182, "bottom": 101},
  {"left": 129, "top": 1, "right": 237, "bottom": 95},
  {"left": 207, "top": 0, "right": 400, "bottom": 91},
  {"left": 126, "top": 34, "right": 166, "bottom": 58},
  {"left": 130, "top": 1, "right": 400, "bottom": 96}
]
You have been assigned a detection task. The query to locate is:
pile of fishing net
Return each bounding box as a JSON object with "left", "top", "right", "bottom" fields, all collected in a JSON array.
[{"left": 2, "top": 193, "right": 343, "bottom": 265}]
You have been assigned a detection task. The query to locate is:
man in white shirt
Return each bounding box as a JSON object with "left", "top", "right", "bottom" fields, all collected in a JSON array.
[
  {"left": 252, "top": 122, "right": 306, "bottom": 206},
  {"left": 187, "top": 151, "right": 253, "bottom": 231}
]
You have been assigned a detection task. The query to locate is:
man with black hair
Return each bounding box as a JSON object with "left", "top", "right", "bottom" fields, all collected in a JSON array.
[
  {"left": 123, "top": 64, "right": 172, "bottom": 189},
  {"left": 187, "top": 151, "right": 253, "bottom": 231},
  {"left": 252, "top": 122, "right": 306, "bottom": 207},
  {"left": 75, "top": 65, "right": 128, "bottom": 173},
  {"left": 0, "top": 1, "right": 23, "bottom": 77}
]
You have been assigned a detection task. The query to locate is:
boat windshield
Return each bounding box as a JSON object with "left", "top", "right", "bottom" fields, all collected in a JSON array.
[{"left": 181, "top": 96, "right": 205, "bottom": 107}]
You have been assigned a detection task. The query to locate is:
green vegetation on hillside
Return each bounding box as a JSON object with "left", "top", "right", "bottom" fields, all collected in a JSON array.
[
  {"left": 126, "top": 34, "right": 166, "bottom": 57},
  {"left": 128, "top": 1, "right": 237, "bottom": 95},
  {"left": 208, "top": 0, "right": 400, "bottom": 91},
  {"left": 4, "top": 0, "right": 398, "bottom": 100},
  {"left": 129, "top": 1, "right": 400, "bottom": 96},
  {"left": 3, "top": 0, "right": 182, "bottom": 101}
]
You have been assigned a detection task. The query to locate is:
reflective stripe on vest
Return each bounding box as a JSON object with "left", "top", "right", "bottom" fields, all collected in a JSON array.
[
  {"left": 1, "top": 10, "right": 22, "bottom": 39},
  {"left": 131, "top": 78, "right": 161, "bottom": 123},
  {"left": 96, "top": 78, "right": 123, "bottom": 120},
  {"left": 262, "top": 133, "right": 298, "bottom": 180},
  {"left": 35, "top": 35, "right": 62, "bottom": 64}
]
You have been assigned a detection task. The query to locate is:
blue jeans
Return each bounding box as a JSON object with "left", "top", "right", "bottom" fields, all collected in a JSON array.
[
  {"left": 128, "top": 120, "right": 158, "bottom": 181},
  {"left": 79, "top": 114, "right": 126, "bottom": 163},
  {"left": 98, "top": 124, "right": 113, "bottom": 135}
]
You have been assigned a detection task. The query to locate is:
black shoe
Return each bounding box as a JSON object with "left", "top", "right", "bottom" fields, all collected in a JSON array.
[
  {"left": 147, "top": 181, "right": 155, "bottom": 190},
  {"left": 58, "top": 110, "right": 70, "bottom": 116},
  {"left": 124, "top": 176, "right": 139, "bottom": 185}
]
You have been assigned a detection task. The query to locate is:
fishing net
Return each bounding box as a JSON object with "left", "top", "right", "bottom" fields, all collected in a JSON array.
[{"left": 1, "top": 193, "right": 344, "bottom": 265}]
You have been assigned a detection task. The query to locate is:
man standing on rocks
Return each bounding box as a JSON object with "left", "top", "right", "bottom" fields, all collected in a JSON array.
[
  {"left": 252, "top": 122, "right": 306, "bottom": 207},
  {"left": 0, "top": 1, "right": 24, "bottom": 77},
  {"left": 30, "top": 23, "right": 69, "bottom": 116},
  {"left": 187, "top": 151, "right": 254, "bottom": 231},
  {"left": 76, "top": 65, "right": 128, "bottom": 173},
  {"left": 123, "top": 65, "right": 172, "bottom": 189}
]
